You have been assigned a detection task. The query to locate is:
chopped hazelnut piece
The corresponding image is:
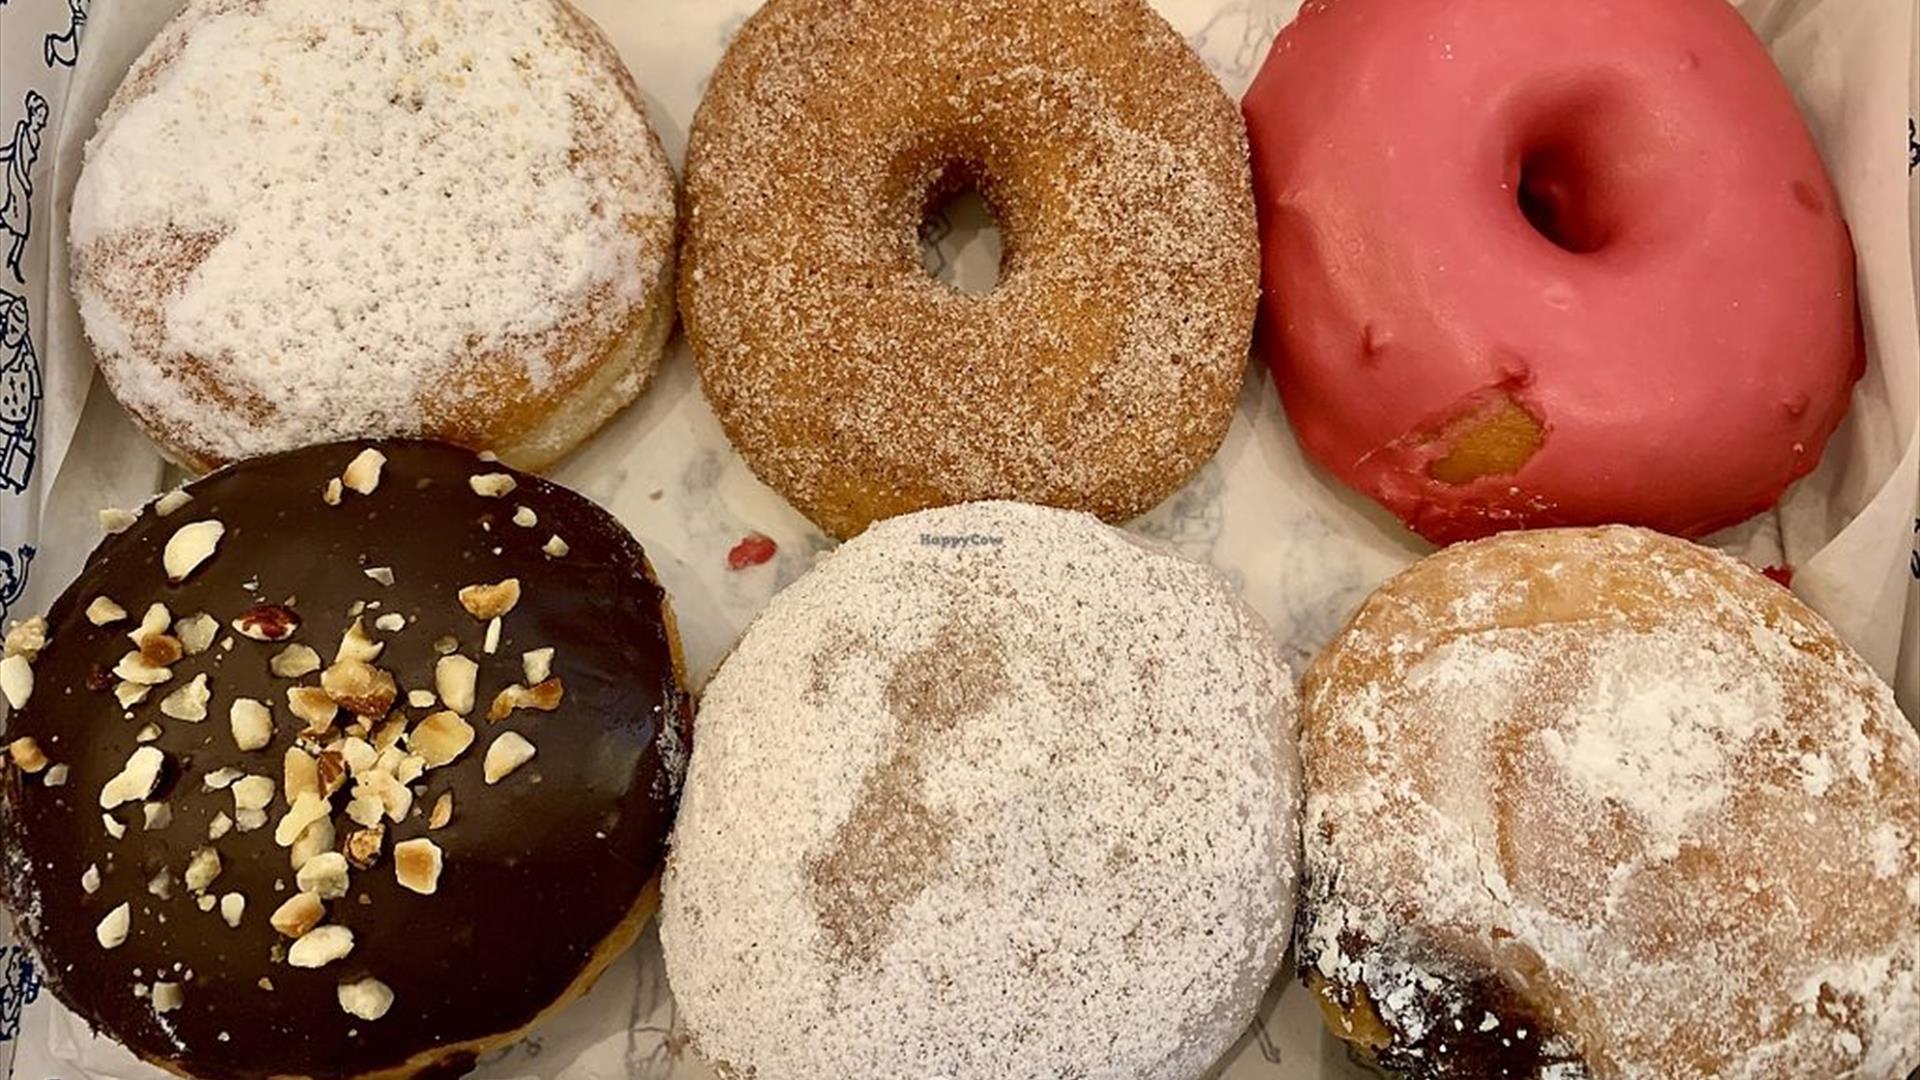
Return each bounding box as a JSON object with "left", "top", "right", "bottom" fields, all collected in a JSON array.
[
  {"left": 270, "top": 891, "right": 325, "bottom": 938},
  {"left": 220, "top": 892, "right": 245, "bottom": 928},
  {"left": 100, "top": 746, "right": 165, "bottom": 809},
  {"left": 82, "top": 863, "right": 102, "bottom": 894},
  {"left": 96, "top": 903, "right": 132, "bottom": 949},
  {"left": 230, "top": 698, "right": 274, "bottom": 751},
  {"left": 0, "top": 656, "right": 31, "bottom": 710},
  {"left": 174, "top": 613, "right": 219, "bottom": 656},
  {"left": 338, "top": 977, "right": 394, "bottom": 1021},
  {"left": 274, "top": 793, "right": 332, "bottom": 847},
  {"left": 341, "top": 448, "right": 386, "bottom": 495},
  {"left": 371, "top": 713, "right": 408, "bottom": 752},
  {"left": 521, "top": 647, "right": 554, "bottom": 684},
  {"left": 543, "top": 535, "right": 570, "bottom": 558},
  {"left": 114, "top": 650, "right": 172, "bottom": 687},
  {"left": 160, "top": 674, "right": 211, "bottom": 722},
  {"left": 340, "top": 737, "right": 377, "bottom": 775},
  {"left": 2, "top": 615, "right": 46, "bottom": 661},
  {"left": 86, "top": 596, "right": 129, "bottom": 626},
  {"left": 154, "top": 489, "right": 193, "bottom": 517},
  {"left": 203, "top": 767, "right": 245, "bottom": 790},
  {"left": 117, "top": 682, "right": 154, "bottom": 710},
  {"left": 283, "top": 747, "right": 318, "bottom": 803},
  {"left": 232, "top": 775, "right": 276, "bottom": 813},
  {"left": 148, "top": 868, "right": 175, "bottom": 899},
  {"left": 487, "top": 678, "right": 564, "bottom": 723},
  {"left": 405, "top": 689, "right": 436, "bottom": 709},
  {"left": 184, "top": 847, "right": 223, "bottom": 893},
  {"left": 354, "top": 769, "right": 414, "bottom": 823},
  {"left": 143, "top": 802, "right": 172, "bottom": 831},
  {"left": 316, "top": 748, "right": 349, "bottom": 797},
  {"left": 208, "top": 812, "right": 233, "bottom": 840},
  {"left": 321, "top": 659, "right": 397, "bottom": 718},
  {"left": 289, "top": 816, "right": 335, "bottom": 872},
  {"left": 409, "top": 711, "right": 474, "bottom": 769},
  {"left": 427, "top": 792, "right": 453, "bottom": 830},
  {"left": 373, "top": 612, "right": 406, "bottom": 634},
  {"left": 335, "top": 618, "right": 385, "bottom": 664},
  {"left": 134, "top": 721, "right": 162, "bottom": 742},
  {"left": 99, "top": 507, "right": 138, "bottom": 534},
  {"left": 432, "top": 635, "right": 459, "bottom": 656},
  {"left": 270, "top": 644, "right": 322, "bottom": 679},
  {"left": 295, "top": 851, "right": 351, "bottom": 900},
  {"left": 163, "top": 520, "right": 226, "bottom": 583},
  {"left": 323, "top": 477, "right": 344, "bottom": 506},
  {"left": 234, "top": 604, "right": 301, "bottom": 643},
  {"left": 128, "top": 603, "right": 169, "bottom": 644},
  {"left": 287, "top": 686, "right": 339, "bottom": 733},
  {"left": 151, "top": 981, "right": 184, "bottom": 1014},
  {"left": 235, "top": 807, "right": 269, "bottom": 833},
  {"left": 345, "top": 791, "right": 386, "bottom": 828},
  {"left": 364, "top": 566, "right": 396, "bottom": 587},
  {"left": 483, "top": 617, "right": 502, "bottom": 655},
  {"left": 469, "top": 472, "right": 516, "bottom": 498},
  {"left": 345, "top": 824, "right": 386, "bottom": 869},
  {"left": 458, "top": 579, "right": 521, "bottom": 621},
  {"left": 7, "top": 736, "right": 46, "bottom": 773},
  {"left": 511, "top": 506, "right": 537, "bottom": 528},
  {"left": 288, "top": 925, "right": 354, "bottom": 968},
  {"left": 102, "top": 813, "right": 127, "bottom": 840},
  {"left": 483, "top": 731, "right": 536, "bottom": 784},
  {"left": 435, "top": 655, "right": 478, "bottom": 715},
  {"left": 44, "top": 763, "right": 68, "bottom": 787},
  {"left": 394, "top": 838, "right": 443, "bottom": 895}
]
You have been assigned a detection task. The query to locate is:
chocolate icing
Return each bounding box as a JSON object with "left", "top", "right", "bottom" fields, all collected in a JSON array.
[{"left": 1, "top": 440, "right": 690, "bottom": 1080}]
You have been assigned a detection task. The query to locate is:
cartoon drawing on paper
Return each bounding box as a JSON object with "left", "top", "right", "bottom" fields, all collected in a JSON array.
[
  {"left": 1, "top": 90, "right": 51, "bottom": 284},
  {"left": 0, "top": 288, "right": 38, "bottom": 492},
  {"left": 0, "top": 943, "right": 44, "bottom": 1041},
  {"left": 45, "top": 0, "right": 88, "bottom": 67},
  {"left": 0, "top": 544, "right": 31, "bottom": 625}
]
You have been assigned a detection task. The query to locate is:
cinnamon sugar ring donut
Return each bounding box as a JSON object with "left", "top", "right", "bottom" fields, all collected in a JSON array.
[
  {"left": 70, "top": 0, "right": 678, "bottom": 474},
  {"left": 682, "top": 0, "right": 1258, "bottom": 539},
  {"left": 1299, "top": 527, "right": 1920, "bottom": 1079}
]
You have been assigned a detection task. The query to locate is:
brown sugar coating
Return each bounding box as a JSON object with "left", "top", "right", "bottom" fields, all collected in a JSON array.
[
  {"left": 681, "top": 0, "right": 1259, "bottom": 539},
  {"left": 1297, "top": 527, "right": 1920, "bottom": 1080},
  {"left": 1, "top": 441, "right": 691, "bottom": 1080}
]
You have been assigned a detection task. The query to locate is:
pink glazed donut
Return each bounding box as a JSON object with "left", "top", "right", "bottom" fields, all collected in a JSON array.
[{"left": 1243, "top": 0, "right": 1862, "bottom": 545}]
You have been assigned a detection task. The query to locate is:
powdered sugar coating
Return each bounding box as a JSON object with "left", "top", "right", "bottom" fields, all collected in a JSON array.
[
  {"left": 70, "top": 0, "right": 676, "bottom": 470},
  {"left": 1299, "top": 527, "right": 1920, "bottom": 1080},
  {"left": 682, "top": 0, "right": 1259, "bottom": 539},
  {"left": 662, "top": 502, "right": 1299, "bottom": 1080}
]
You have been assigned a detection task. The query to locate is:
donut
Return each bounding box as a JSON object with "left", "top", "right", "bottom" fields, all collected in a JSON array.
[
  {"left": 681, "top": 0, "right": 1259, "bottom": 540},
  {"left": 0, "top": 441, "right": 693, "bottom": 1080},
  {"left": 70, "top": 0, "right": 679, "bottom": 474},
  {"left": 1243, "top": 0, "right": 1862, "bottom": 544},
  {"left": 661, "top": 501, "right": 1298, "bottom": 1079},
  {"left": 1297, "top": 527, "right": 1920, "bottom": 1079}
]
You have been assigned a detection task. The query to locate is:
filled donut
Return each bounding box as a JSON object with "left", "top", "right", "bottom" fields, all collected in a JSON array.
[
  {"left": 662, "top": 502, "right": 1298, "bottom": 1079},
  {"left": 0, "top": 441, "right": 692, "bottom": 1080},
  {"left": 682, "top": 0, "right": 1259, "bottom": 539},
  {"left": 70, "top": 0, "right": 679, "bottom": 473},
  {"left": 1298, "top": 527, "right": 1920, "bottom": 1079},
  {"left": 1243, "top": 0, "right": 1862, "bottom": 544}
]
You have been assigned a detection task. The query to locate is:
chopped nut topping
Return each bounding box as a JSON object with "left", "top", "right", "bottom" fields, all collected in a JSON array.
[
  {"left": 234, "top": 604, "right": 301, "bottom": 643},
  {"left": 270, "top": 643, "right": 322, "bottom": 679},
  {"left": 323, "top": 477, "right": 344, "bottom": 506},
  {"left": 511, "top": 506, "right": 537, "bottom": 528},
  {"left": 483, "top": 617, "right": 502, "bottom": 655},
  {"left": 86, "top": 596, "right": 129, "bottom": 626},
  {"left": 543, "top": 535, "right": 570, "bottom": 558},
  {"left": 295, "top": 851, "right": 351, "bottom": 900},
  {"left": 163, "top": 520, "right": 226, "bottom": 583},
  {"left": 148, "top": 868, "right": 175, "bottom": 899},
  {"left": 100, "top": 746, "right": 166, "bottom": 809},
  {"left": 283, "top": 747, "right": 318, "bottom": 804},
  {"left": 174, "top": 613, "right": 219, "bottom": 656},
  {"left": 287, "top": 686, "right": 339, "bottom": 733},
  {"left": 428, "top": 792, "right": 453, "bottom": 830},
  {"left": 270, "top": 892, "right": 325, "bottom": 938},
  {"left": 432, "top": 635, "right": 459, "bottom": 656},
  {"left": 151, "top": 982, "right": 184, "bottom": 1015},
  {"left": 235, "top": 807, "right": 269, "bottom": 833},
  {"left": 143, "top": 802, "right": 172, "bottom": 831},
  {"left": 184, "top": 847, "right": 223, "bottom": 893},
  {"left": 44, "top": 763, "right": 68, "bottom": 787},
  {"left": 373, "top": 612, "right": 406, "bottom": 634},
  {"left": 338, "top": 977, "right": 394, "bottom": 1021},
  {"left": 469, "top": 472, "right": 516, "bottom": 498},
  {"left": 153, "top": 489, "right": 193, "bottom": 517},
  {"left": 2, "top": 616, "right": 46, "bottom": 660},
  {"left": 203, "top": 767, "right": 245, "bottom": 790},
  {"left": 321, "top": 659, "right": 397, "bottom": 718},
  {"left": 220, "top": 892, "right": 246, "bottom": 928},
  {"left": 487, "top": 678, "right": 564, "bottom": 723},
  {"left": 483, "top": 731, "right": 536, "bottom": 784},
  {"left": 345, "top": 791, "right": 386, "bottom": 828},
  {"left": 341, "top": 448, "right": 386, "bottom": 495},
  {"left": 340, "top": 737, "right": 377, "bottom": 775},
  {"left": 208, "top": 812, "right": 233, "bottom": 840},
  {"left": 159, "top": 674, "right": 211, "bottom": 722},
  {"left": 434, "top": 655, "right": 478, "bottom": 715},
  {"left": 118, "top": 682, "right": 154, "bottom": 710},
  {"left": 394, "top": 838, "right": 444, "bottom": 895},
  {"left": 7, "top": 736, "right": 46, "bottom": 773},
  {"left": 409, "top": 711, "right": 475, "bottom": 769},
  {"left": 345, "top": 824, "right": 386, "bottom": 869},
  {"left": 354, "top": 769, "right": 414, "bottom": 823},
  {"left": 335, "top": 618, "right": 385, "bottom": 664},
  {"left": 96, "top": 903, "right": 131, "bottom": 949},
  {"left": 289, "top": 816, "right": 335, "bottom": 872},
  {"left": 230, "top": 698, "right": 273, "bottom": 751},
  {"left": 288, "top": 925, "right": 354, "bottom": 968},
  {"left": 0, "top": 656, "right": 31, "bottom": 710},
  {"left": 82, "top": 863, "right": 102, "bottom": 894},
  {"left": 113, "top": 650, "right": 172, "bottom": 687},
  {"left": 521, "top": 647, "right": 554, "bottom": 685},
  {"left": 371, "top": 713, "right": 408, "bottom": 752},
  {"left": 316, "top": 748, "right": 349, "bottom": 797},
  {"left": 404, "top": 689, "right": 435, "bottom": 711},
  {"left": 364, "top": 566, "right": 396, "bottom": 587},
  {"left": 232, "top": 775, "right": 276, "bottom": 813},
  {"left": 102, "top": 813, "right": 127, "bottom": 840},
  {"left": 99, "top": 507, "right": 138, "bottom": 534},
  {"left": 458, "top": 579, "right": 521, "bottom": 620},
  {"left": 274, "top": 793, "right": 332, "bottom": 847}
]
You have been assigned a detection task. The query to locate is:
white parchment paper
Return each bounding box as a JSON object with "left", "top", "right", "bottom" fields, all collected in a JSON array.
[{"left": 2, "top": 0, "right": 1916, "bottom": 1077}]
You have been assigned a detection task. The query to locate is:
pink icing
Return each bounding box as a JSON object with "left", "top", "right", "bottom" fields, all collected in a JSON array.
[{"left": 1244, "top": 0, "right": 1862, "bottom": 544}]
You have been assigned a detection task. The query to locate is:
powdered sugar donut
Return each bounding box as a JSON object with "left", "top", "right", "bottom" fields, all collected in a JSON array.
[
  {"left": 70, "top": 0, "right": 678, "bottom": 473},
  {"left": 1299, "top": 527, "right": 1920, "bottom": 1079},
  {"left": 1244, "top": 0, "right": 1862, "bottom": 543},
  {"left": 662, "top": 502, "right": 1299, "bottom": 1080}
]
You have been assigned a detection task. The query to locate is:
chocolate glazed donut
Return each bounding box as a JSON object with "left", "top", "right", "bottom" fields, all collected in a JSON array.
[{"left": 0, "top": 441, "right": 692, "bottom": 1080}]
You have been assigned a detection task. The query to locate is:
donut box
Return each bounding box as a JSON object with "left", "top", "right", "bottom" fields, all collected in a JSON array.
[{"left": 0, "top": 2, "right": 1912, "bottom": 1076}]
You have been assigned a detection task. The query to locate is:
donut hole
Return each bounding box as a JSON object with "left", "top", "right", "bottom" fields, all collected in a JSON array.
[
  {"left": 918, "top": 179, "right": 1005, "bottom": 295},
  {"left": 1516, "top": 142, "right": 1615, "bottom": 255}
]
